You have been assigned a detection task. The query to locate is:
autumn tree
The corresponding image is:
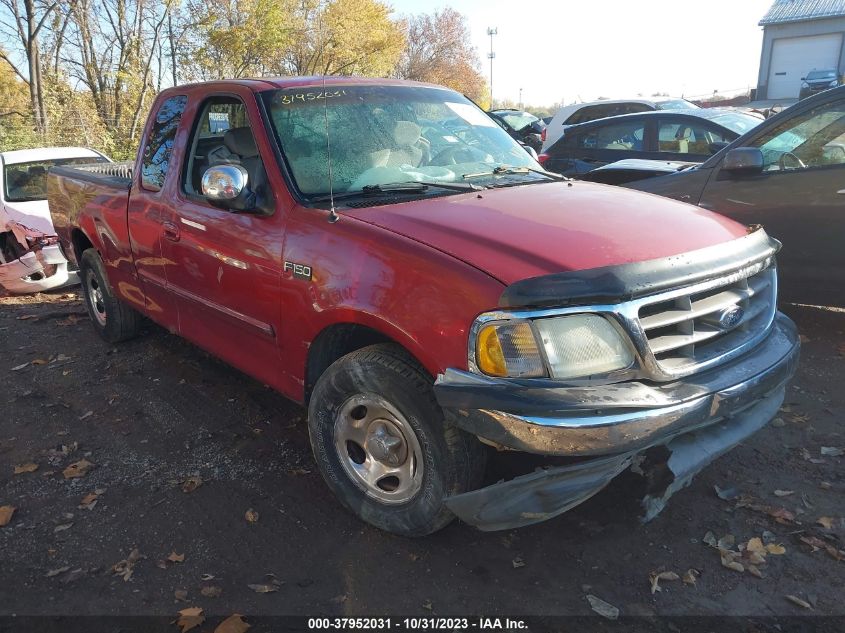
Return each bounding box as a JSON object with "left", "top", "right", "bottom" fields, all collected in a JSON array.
[
  {"left": 0, "top": 0, "right": 59, "bottom": 133},
  {"left": 395, "top": 8, "right": 487, "bottom": 105}
]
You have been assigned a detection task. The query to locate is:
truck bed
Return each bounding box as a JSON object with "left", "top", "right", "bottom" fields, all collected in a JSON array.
[{"left": 47, "top": 161, "right": 135, "bottom": 266}]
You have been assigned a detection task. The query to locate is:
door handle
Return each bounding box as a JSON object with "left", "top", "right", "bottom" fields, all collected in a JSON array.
[{"left": 162, "top": 220, "right": 180, "bottom": 242}]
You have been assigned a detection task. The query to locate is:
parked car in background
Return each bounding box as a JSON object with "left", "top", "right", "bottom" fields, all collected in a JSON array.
[
  {"left": 799, "top": 69, "right": 841, "bottom": 100},
  {"left": 587, "top": 86, "right": 845, "bottom": 307},
  {"left": 0, "top": 147, "right": 108, "bottom": 294},
  {"left": 47, "top": 77, "right": 799, "bottom": 536},
  {"left": 542, "top": 97, "right": 699, "bottom": 151},
  {"left": 488, "top": 109, "right": 545, "bottom": 151},
  {"left": 539, "top": 109, "right": 762, "bottom": 176}
]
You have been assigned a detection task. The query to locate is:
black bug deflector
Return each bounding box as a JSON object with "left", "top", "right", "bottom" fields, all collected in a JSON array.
[{"left": 499, "top": 227, "right": 779, "bottom": 309}]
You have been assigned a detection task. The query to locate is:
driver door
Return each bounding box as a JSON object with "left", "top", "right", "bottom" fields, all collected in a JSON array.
[{"left": 698, "top": 98, "right": 845, "bottom": 306}]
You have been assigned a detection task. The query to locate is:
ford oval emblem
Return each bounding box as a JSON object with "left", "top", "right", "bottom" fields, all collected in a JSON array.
[{"left": 718, "top": 305, "right": 744, "bottom": 330}]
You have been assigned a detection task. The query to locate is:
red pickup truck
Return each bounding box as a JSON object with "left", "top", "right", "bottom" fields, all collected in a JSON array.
[{"left": 47, "top": 78, "right": 800, "bottom": 535}]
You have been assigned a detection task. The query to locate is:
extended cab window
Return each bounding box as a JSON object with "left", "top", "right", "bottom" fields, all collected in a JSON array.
[
  {"left": 579, "top": 120, "right": 645, "bottom": 150},
  {"left": 753, "top": 101, "right": 845, "bottom": 170},
  {"left": 141, "top": 95, "right": 187, "bottom": 191},
  {"left": 183, "top": 96, "right": 270, "bottom": 205}
]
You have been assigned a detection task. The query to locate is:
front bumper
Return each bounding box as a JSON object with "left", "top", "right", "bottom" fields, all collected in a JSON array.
[
  {"left": 0, "top": 244, "right": 77, "bottom": 294},
  {"left": 435, "top": 312, "right": 800, "bottom": 530}
]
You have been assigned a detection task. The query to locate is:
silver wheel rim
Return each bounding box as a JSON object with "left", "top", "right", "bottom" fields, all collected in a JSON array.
[
  {"left": 85, "top": 270, "right": 107, "bottom": 327},
  {"left": 333, "top": 394, "right": 424, "bottom": 504}
]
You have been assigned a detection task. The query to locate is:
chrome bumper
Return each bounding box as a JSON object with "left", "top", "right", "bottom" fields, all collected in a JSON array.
[{"left": 435, "top": 312, "right": 799, "bottom": 457}]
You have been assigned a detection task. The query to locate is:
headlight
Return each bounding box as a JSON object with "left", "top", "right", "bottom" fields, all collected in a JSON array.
[
  {"left": 473, "top": 314, "right": 635, "bottom": 380},
  {"left": 801, "top": 82, "right": 810, "bottom": 88}
]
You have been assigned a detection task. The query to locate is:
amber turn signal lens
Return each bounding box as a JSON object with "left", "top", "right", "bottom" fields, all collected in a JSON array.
[{"left": 477, "top": 324, "right": 508, "bottom": 377}]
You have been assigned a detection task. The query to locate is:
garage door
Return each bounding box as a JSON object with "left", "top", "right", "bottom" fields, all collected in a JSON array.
[{"left": 768, "top": 33, "right": 842, "bottom": 99}]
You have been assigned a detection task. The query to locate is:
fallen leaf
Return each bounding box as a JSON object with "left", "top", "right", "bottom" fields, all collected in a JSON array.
[
  {"left": 720, "top": 550, "right": 744, "bottom": 573},
  {"left": 200, "top": 573, "right": 216, "bottom": 581},
  {"left": 817, "top": 516, "right": 836, "bottom": 529},
  {"left": 10, "top": 363, "right": 29, "bottom": 371},
  {"left": 421, "top": 600, "right": 433, "bottom": 611},
  {"left": 31, "top": 358, "right": 49, "bottom": 365},
  {"left": 682, "top": 569, "right": 700, "bottom": 586},
  {"left": 45, "top": 566, "right": 70, "bottom": 578},
  {"left": 512, "top": 556, "right": 525, "bottom": 569},
  {"left": 17, "top": 314, "right": 38, "bottom": 320},
  {"left": 747, "top": 565, "right": 764, "bottom": 578},
  {"left": 330, "top": 594, "right": 347, "bottom": 604},
  {"left": 78, "top": 411, "right": 93, "bottom": 421},
  {"left": 14, "top": 462, "right": 38, "bottom": 474},
  {"left": 201, "top": 586, "right": 222, "bottom": 598},
  {"left": 174, "top": 607, "right": 204, "bottom": 633},
  {"left": 703, "top": 531, "right": 718, "bottom": 547},
  {"left": 63, "top": 459, "right": 94, "bottom": 479},
  {"left": 288, "top": 468, "right": 311, "bottom": 476},
  {"left": 79, "top": 490, "right": 104, "bottom": 510},
  {"left": 61, "top": 568, "right": 85, "bottom": 584},
  {"left": 785, "top": 595, "right": 812, "bottom": 610},
  {"left": 244, "top": 509, "right": 259, "bottom": 523},
  {"left": 112, "top": 548, "right": 141, "bottom": 582},
  {"left": 214, "top": 614, "right": 250, "bottom": 633},
  {"left": 799, "top": 334, "right": 811, "bottom": 343},
  {"left": 0, "top": 505, "right": 16, "bottom": 527},
  {"left": 766, "top": 543, "right": 786, "bottom": 555},
  {"left": 717, "top": 534, "right": 735, "bottom": 549},
  {"left": 167, "top": 552, "right": 185, "bottom": 563},
  {"left": 745, "top": 537, "right": 766, "bottom": 555},
  {"left": 247, "top": 583, "right": 278, "bottom": 594},
  {"left": 182, "top": 476, "right": 202, "bottom": 493},
  {"left": 821, "top": 446, "right": 843, "bottom": 457},
  {"left": 649, "top": 570, "right": 680, "bottom": 594},
  {"left": 820, "top": 481, "right": 832, "bottom": 490},
  {"left": 774, "top": 489, "right": 794, "bottom": 497},
  {"left": 53, "top": 523, "right": 73, "bottom": 533},
  {"left": 586, "top": 594, "right": 619, "bottom": 620},
  {"left": 174, "top": 589, "right": 189, "bottom": 602}
]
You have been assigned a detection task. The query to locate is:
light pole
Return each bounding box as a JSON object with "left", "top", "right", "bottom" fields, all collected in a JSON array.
[
  {"left": 519, "top": 87, "right": 523, "bottom": 110},
  {"left": 487, "top": 27, "right": 497, "bottom": 107}
]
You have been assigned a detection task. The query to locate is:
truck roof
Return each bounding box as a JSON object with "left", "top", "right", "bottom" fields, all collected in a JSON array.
[
  {"left": 0, "top": 146, "right": 102, "bottom": 165},
  {"left": 161, "top": 76, "right": 448, "bottom": 94}
]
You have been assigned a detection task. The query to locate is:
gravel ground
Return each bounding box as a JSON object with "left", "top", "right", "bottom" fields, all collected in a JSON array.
[{"left": 0, "top": 289, "right": 843, "bottom": 626}]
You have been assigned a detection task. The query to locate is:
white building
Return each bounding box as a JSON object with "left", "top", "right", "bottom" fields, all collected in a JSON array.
[{"left": 756, "top": 0, "right": 845, "bottom": 100}]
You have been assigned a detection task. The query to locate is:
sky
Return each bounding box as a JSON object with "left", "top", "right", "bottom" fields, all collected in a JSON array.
[{"left": 388, "top": 0, "right": 775, "bottom": 106}]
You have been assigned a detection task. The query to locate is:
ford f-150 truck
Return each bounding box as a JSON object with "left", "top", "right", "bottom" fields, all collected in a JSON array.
[{"left": 47, "top": 78, "right": 800, "bottom": 536}]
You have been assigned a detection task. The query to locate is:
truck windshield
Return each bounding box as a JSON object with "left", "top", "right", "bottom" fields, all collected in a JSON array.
[
  {"left": 263, "top": 85, "right": 540, "bottom": 198},
  {"left": 4, "top": 156, "right": 106, "bottom": 203}
]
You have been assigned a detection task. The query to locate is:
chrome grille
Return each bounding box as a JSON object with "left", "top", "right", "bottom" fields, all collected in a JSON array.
[{"left": 636, "top": 264, "right": 777, "bottom": 377}]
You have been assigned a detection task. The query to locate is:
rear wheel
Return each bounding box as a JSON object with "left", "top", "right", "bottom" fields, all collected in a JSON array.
[
  {"left": 308, "top": 343, "right": 486, "bottom": 536},
  {"left": 79, "top": 248, "right": 142, "bottom": 343}
]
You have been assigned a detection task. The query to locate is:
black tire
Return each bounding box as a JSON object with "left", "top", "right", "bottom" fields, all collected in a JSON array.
[
  {"left": 79, "top": 248, "right": 142, "bottom": 343},
  {"left": 308, "top": 343, "right": 486, "bottom": 536}
]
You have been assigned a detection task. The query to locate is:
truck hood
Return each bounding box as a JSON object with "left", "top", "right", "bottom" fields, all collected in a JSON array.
[{"left": 343, "top": 181, "right": 748, "bottom": 285}]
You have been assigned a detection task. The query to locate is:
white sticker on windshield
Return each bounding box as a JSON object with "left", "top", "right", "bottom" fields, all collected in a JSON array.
[
  {"left": 443, "top": 135, "right": 459, "bottom": 143},
  {"left": 445, "top": 102, "right": 497, "bottom": 128}
]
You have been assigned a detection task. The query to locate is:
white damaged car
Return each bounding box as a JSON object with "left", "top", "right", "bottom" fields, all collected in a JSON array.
[{"left": 0, "top": 147, "right": 108, "bottom": 294}]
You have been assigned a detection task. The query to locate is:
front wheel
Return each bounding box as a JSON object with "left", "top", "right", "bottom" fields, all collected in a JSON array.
[
  {"left": 307, "top": 344, "right": 486, "bottom": 536},
  {"left": 79, "top": 248, "right": 142, "bottom": 343}
]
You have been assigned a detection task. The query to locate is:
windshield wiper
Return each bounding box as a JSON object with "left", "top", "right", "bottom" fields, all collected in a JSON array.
[
  {"left": 311, "top": 180, "right": 480, "bottom": 202},
  {"left": 462, "top": 165, "right": 568, "bottom": 181}
]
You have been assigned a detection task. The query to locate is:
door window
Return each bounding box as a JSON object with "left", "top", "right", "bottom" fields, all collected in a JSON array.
[
  {"left": 657, "top": 120, "right": 733, "bottom": 154},
  {"left": 752, "top": 101, "right": 845, "bottom": 170},
  {"left": 578, "top": 120, "right": 645, "bottom": 151},
  {"left": 141, "top": 95, "right": 187, "bottom": 191}
]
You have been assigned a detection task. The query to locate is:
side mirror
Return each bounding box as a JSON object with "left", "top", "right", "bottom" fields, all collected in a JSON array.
[
  {"left": 202, "top": 164, "right": 248, "bottom": 201},
  {"left": 722, "top": 147, "right": 764, "bottom": 175}
]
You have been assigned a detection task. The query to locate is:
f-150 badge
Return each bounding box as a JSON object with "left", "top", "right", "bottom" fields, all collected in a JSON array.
[{"left": 284, "top": 261, "right": 312, "bottom": 281}]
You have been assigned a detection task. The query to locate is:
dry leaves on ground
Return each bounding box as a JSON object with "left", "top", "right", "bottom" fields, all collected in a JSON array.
[
  {"left": 0, "top": 505, "right": 16, "bottom": 527},
  {"left": 682, "top": 569, "right": 700, "bottom": 586},
  {"left": 786, "top": 595, "right": 813, "bottom": 610},
  {"left": 735, "top": 495, "right": 796, "bottom": 525},
  {"left": 214, "top": 614, "right": 250, "bottom": 633},
  {"left": 182, "top": 476, "right": 202, "bottom": 493},
  {"left": 245, "top": 508, "right": 259, "bottom": 523},
  {"left": 79, "top": 489, "right": 105, "bottom": 510},
  {"left": 707, "top": 533, "right": 786, "bottom": 578},
  {"left": 174, "top": 607, "right": 204, "bottom": 633},
  {"left": 800, "top": 535, "right": 845, "bottom": 561},
  {"left": 112, "top": 548, "right": 142, "bottom": 581},
  {"left": 14, "top": 462, "right": 38, "bottom": 475},
  {"left": 167, "top": 552, "right": 185, "bottom": 563},
  {"left": 817, "top": 516, "right": 837, "bottom": 529},
  {"left": 586, "top": 595, "right": 619, "bottom": 620},
  {"left": 201, "top": 586, "right": 222, "bottom": 598},
  {"left": 63, "top": 459, "right": 94, "bottom": 479},
  {"left": 649, "top": 571, "right": 680, "bottom": 594}
]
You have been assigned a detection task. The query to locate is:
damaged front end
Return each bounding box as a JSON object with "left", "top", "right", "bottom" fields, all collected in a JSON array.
[
  {"left": 434, "top": 229, "right": 801, "bottom": 531},
  {"left": 0, "top": 225, "right": 77, "bottom": 294}
]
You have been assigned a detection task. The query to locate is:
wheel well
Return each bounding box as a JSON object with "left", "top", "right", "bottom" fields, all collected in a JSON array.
[
  {"left": 305, "top": 324, "right": 402, "bottom": 404},
  {"left": 71, "top": 230, "right": 94, "bottom": 263}
]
